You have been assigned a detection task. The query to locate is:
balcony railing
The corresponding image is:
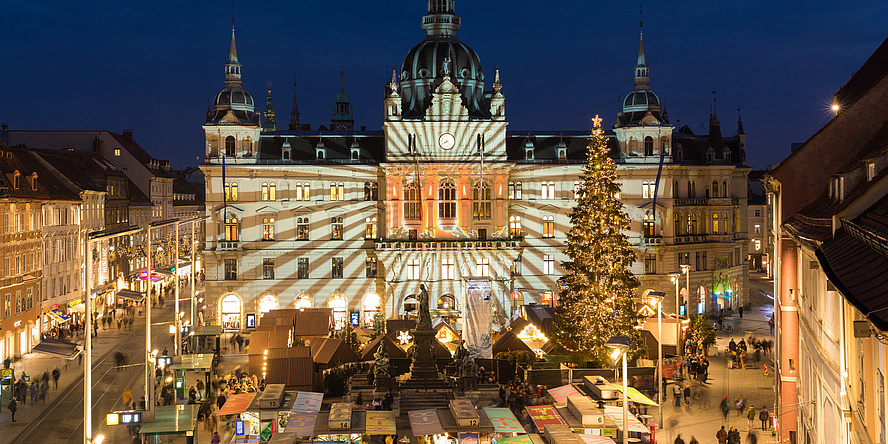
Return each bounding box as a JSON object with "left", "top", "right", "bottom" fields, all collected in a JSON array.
[
  {"left": 375, "top": 238, "right": 522, "bottom": 252},
  {"left": 674, "top": 198, "right": 708, "bottom": 206},
  {"left": 674, "top": 234, "right": 709, "bottom": 244},
  {"left": 217, "top": 241, "right": 240, "bottom": 251},
  {"left": 642, "top": 237, "right": 662, "bottom": 246}
]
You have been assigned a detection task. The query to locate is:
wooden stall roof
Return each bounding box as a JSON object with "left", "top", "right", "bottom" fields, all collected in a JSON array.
[
  {"left": 361, "top": 334, "right": 408, "bottom": 361},
  {"left": 294, "top": 308, "right": 333, "bottom": 336},
  {"left": 310, "top": 338, "right": 360, "bottom": 366},
  {"left": 493, "top": 330, "right": 534, "bottom": 355}
]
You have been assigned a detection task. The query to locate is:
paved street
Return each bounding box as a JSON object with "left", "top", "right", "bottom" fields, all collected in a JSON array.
[
  {"left": 0, "top": 291, "right": 181, "bottom": 444},
  {"left": 659, "top": 271, "right": 777, "bottom": 444}
]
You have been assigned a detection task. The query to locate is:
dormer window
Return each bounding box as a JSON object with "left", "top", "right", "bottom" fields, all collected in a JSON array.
[
  {"left": 30, "top": 173, "right": 37, "bottom": 190},
  {"left": 868, "top": 161, "right": 876, "bottom": 181},
  {"left": 13, "top": 171, "right": 21, "bottom": 190},
  {"left": 316, "top": 139, "right": 326, "bottom": 160},
  {"left": 644, "top": 137, "right": 654, "bottom": 156},
  {"left": 524, "top": 140, "right": 534, "bottom": 160}
]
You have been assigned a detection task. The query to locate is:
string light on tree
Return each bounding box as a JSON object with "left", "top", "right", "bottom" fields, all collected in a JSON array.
[{"left": 553, "top": 115, "right": 642, "bottom": 364}]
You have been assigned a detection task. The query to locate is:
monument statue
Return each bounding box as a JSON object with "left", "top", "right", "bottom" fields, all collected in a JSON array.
[
  {"left": 443, "top": 57, "right": 452, "bottom": 76},
  {"left": 453, "top": 340, "right": 477, "bottom": 377},
  {"left": 418, "top": 284, "right": 432, "bottom": 328},
  {"left": 373, "top": 341, "right": 390, "bottom": 377}
]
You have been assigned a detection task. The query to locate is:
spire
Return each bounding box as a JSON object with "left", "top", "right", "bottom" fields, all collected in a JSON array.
[
  {"left": 224, "top": 28, "right": 242, "bottom": 85},
  {"left": 493, "top": 67, "right": 502, "bottom": 94},
  {"left": 736, "top": 106, "right": 745, "bottom": 135},
  {"left": 262, "top": 82, "right": 277, "bottom": 132},
  {"left": 633, "top": 9, "right": 649, "bottom": 90},
  {"left": 289, "top": 70, "right": 301, "bottom": 130},
  {"left": 422, "top": 0, "right": 460, "bottom": 37},
  {"left": 708, "top": 89, "right": 725, "bottom": 157},
  {"left": 331, "top": 70, "right": 354, "bottom": 131},
  {"left": 711, "top": 89, "right": 719, "bottom": 123}
]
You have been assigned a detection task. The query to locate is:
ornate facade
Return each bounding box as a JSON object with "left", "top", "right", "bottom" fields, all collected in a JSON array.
[{"left": 201, "top": 2, "right": 750, "bottom": 332}]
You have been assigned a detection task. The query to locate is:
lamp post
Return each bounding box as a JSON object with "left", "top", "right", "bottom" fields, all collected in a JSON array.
[
  {"left": 84, "top": 225, "right": 141, "bottom": 444},
  {"left": 606, "top": 336, "right": 634, "bottom": 444},
  {"left": 174, "top": 216, "right": 205, "bottom": 356},
  {"left": 145, "top": 218, "right": 179, "bottom": 414},
  {"left": 647, "top": 291, "right": 666, "bottom": 434}
]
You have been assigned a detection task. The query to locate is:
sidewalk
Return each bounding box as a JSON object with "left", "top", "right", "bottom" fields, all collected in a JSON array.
[{"left": 659, "top": 285, "right": 777, "bottom": 443}]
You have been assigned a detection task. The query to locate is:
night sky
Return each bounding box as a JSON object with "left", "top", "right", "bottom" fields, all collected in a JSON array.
[{"left": 2, "top": 1, "right": 885, "bottom": 171}]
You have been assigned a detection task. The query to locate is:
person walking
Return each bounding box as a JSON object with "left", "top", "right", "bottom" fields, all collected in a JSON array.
[
  {"left": 746, "top": 405, "right": 756, "bottom": 428},
  {"left": 52, "top": 367, "right": 60, "bottom": 389},
  {"left": 29, "top": 382, "right": 38, "bottom": 404},
  {"left": 728, "top": 427, "right": 741, "bottom": 444},
  {"left": 7, "top": 397, "right": 17, "bottom": 422},
  {"left": 738, "top": 306, "right": 743, "bottom": 318},
  {"left": 759, "top": 407, "right": 770, "bottom": 430},
  {"left": 683, "top": 384, "right": 691, "bottom": 407},
  {"left": 720, "top": 395, "right": 730, "bottom": 419},
  {"left": 673, "top": 384, "right": 682, "bottom": 407},
  {"left": 211, "top": 431, "right": 221, "bottom": 444},
  {"left": 673, "top": 435, "right": 685, "bottom": 444},
  {"left": 688, "top": 437, "right": 699, "bottom": 444},
  {"left": 716, "top": 426, "right": 728, "bottom": 444},
  {"left": 123, "top": 388, "right": 133, "bottom": 407}
]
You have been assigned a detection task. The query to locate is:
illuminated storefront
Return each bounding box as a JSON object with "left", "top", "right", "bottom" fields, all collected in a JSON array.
[{"left": 220, "top": 294, "right": 242, "bottom": 330}]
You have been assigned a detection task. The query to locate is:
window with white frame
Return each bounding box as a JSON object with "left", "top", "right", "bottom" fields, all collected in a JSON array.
[
  {"left": 296, "top": 182, "right": 310, "bottom": 201},
  {"left": 365, "top": 216, "right": 378, "bottom": 239},
  {"left": 476, "top": 258, "right": 490, "bottom": 276},
  {"left": 642, "top": 181, "right": 656, "bottom": 199},
  {"left": 541, "top": 181, "right": 556, "bottom": 199},
  {"left": 297, "top": 217, "right": 309, "bottom": 240},
  {"left": 330, "top": 182, "right": 345, "bottom": 201},
  {"left": 404, "top": 181, "right": 421, "bottom": 219},
  {"left": 543, "top": 254, "right": 555, "bottom": 275},
  {"left": 509, "top": 216, "right": 521, "bottom": 237},
  {"left": 473, "top": 181, "right": 492, "bottom": 219},
  {"left": 441, "top": 258, "right": 455, "bottom": 280},
  {"left": 438, "top": 179, "right": 456, "bottom": 218},
  {"left": 508, "top": 181, "right": 522, "bottom": 200},
  {"left": 224, "top": 182, "right": 238, "bottom": 201},
  {"left": 406, "top": 259, "right": 421, "bottom": 280},
  {"left": 331, "top": 217, "right": 343, "bottom": 240},
  {"left": 262, "top": 217, "right": 275, "bottom": 241}
]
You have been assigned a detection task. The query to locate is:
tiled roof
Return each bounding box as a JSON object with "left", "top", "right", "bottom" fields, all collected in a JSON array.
[
  {"left": 0, "top": 146, "right": 50, "bottom": 200},
  {"left": 835, "top": 37, "right": 888, "bottom": 108},
  {"left": 13, "top": 150, "right": 81, "bottom": 201}
]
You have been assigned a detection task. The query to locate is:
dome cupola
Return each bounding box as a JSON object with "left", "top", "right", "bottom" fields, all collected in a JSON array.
[
  {"left": 619, "top": 27, "right": 664, "bottom": 126},
  {"left": 207, "top": 27, "right": 258, "bottom": 126},
  {"left": 400, "top": 0, "right": 488, "bottom": 119}
]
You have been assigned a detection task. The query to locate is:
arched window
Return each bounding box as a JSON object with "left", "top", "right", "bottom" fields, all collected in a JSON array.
[
  {"left": 269, "top": 183, "right": 276, "bottom": 200},
  {"left": 259, "top": 294, "right": 278, "bottom": 314},
  {"left": 712, "top": 213, "right": 719, "bottom": 234},
  {"left": 261, "top": 183, "right": 269, "bottom": 201},
  {"left": 722, "top": 181, "right": 728, "bottom": 198},
  {"left": 674, "top": 212, "right": 682, "bottom": 236},
  {"left": 362, "top": 293, "right": 380, "bottom": 327},
  {"left": 643, "top": 212, "right": 656, "bottom": 237},
  {"left": 724, "top": 212, "right": 729, "bottom": 234},
  {"left": 224, "top": 216, "right": 238, "bottom": 241},
  {"left": 711, "top": 181, "right": 719, "bottom": 198},
  {"left": 331, "top": 217, "right": 343, "bottom": 240},
  {"left": 363, "top": 182, "right": 378, "bottom": 201},
  {"left": 224, "top": 182, "right": 238, "bottom": 202},
  {"left": 509, "top": 215, "right": 522, "bottom": 237},
  {"left": 330, "top": 182, "right": 345, "bottom": 201},
  {"left": 329, "top": 293, "right": 347, "bottom": 330},
  {"left": 437, "top": 294, "right": 457, "bottom": 311},
  {"left": 573, "top": 181, "right": 582, "bottom": 200},
  {"left": 296, "top": 182, "right": 310, "bottom": 201},
  {"left": 542, "top": 215, "right": 555, "bottom": 238},
  {"left": 508, "top": 181, "right": 523, "bottom": 199},
  {"left": 225, "top": 136, "right": 236, "bottom": 157},
  {"left": 473, "top": 181, "right": 491, "bottom": 219},
  {"left": 438, "top": 179, "right": 456, "bottom": 218},
  {"left": 405, "top": 181, "right": 421, "bottom": 219},
  {"left": 296, "top": 217, "right": 309, "bottom": 240},
  {"left": 294, "top": 294, "right": 312, "bottom": 309},
  {"left": 644, "top": 136, "right": 654, "bottom": 156},
  {"left": 365, "top": 216, "right": 378, "bottom": 239},
  {"left": 283, "top": 151, "right": 290, "bottom": 160},
  {"left": 690, "top": 212, "right": 698, "bottom": 235},
  {"left": 262, "top": 217, "right": 275, "bottom": 241}
]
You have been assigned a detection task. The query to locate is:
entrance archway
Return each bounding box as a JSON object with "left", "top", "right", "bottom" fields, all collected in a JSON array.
[
  {"left": 329, "top": 293, "right": 347, "bottom": 330},
  {"left": 362, "top": 293, "right": 380, "bottom": 327},
  {"left": 696, "top": 285, "right": 708, "bottom": 316},
  {"left": 294, "top": 294, "right": 312, "bottom": 309},
  {"left": 220, "top": 294, "right": 242, "bottom": 330},
  {"left": 259, "top": 294, "right": 279, "bottom": 315}
]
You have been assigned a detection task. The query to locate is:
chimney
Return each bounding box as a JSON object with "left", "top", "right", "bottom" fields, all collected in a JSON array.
[
  {"left": 361, "top": 126, "right": 367, "bottom": 131},
  {"left": 0, "top": 123, "right": 8, "bottom": 144},
  {"left": 123, "top": 129, "right": 134, "bottom": 140},
  {"left": 94, "top": 136, "right": 104, "bottom": 155}
]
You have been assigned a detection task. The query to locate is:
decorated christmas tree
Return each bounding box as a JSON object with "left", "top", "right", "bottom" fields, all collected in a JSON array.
[{"left": 554, "top": 115, "right": 641, "bottom": 364}]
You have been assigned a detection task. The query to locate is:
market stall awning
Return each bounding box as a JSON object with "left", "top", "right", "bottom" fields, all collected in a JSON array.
[
  {"left": 607, "top": 384, "right": 659, "bottom": 406},
  {"left": 284, "top": 412, "right": 320, "bottom": 436},
  {"left": 116, "top": 289, "right": 145, "bottom": 302},
  {"left": 602, "top": 406, "right": 648, "bottom": 433},
  {"left": 170, "top": 354, "right": 214, "bottom": 371},
  {"left": 139, "top": 405, "right": 200, "bottom": 435},
  {"left": 46, "top": 308, "right": 71, "bottom": 323},
  {"left": 409, "top": 409, "right": 446, "bottom": 436},
  {"left": 32, "top": 338, "right": 80, "bottom": 359},
  {"left": 192, "top": 325, "right": 223, "bottom": 336},
  {"left": 290, "top": 391, "right": 324, "bottom": 414},
  {"left": 499, "top": 436, "right": 534, "bottom": 444},
  {"left": 578, "top": 435, "right": 616, "bottom": 444},
  {"left": 365, "top": 411, "right": 396, "bottom": 435},
  {"left": 547, "top": 384, "right": 582, "bottom": 404},
  {"left": 525, "top": 405, "right": 566, "bottom": 431},
  {"left": 217, "top": 393, "right": 257, "bottom": 416},
  {"left": 483, "top": 407, "right": 526, "bottom": 433}
]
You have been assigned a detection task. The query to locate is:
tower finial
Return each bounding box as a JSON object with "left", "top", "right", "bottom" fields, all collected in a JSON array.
[
  {"left": 289, "top": 70, "right": 301, "bottom": 130},
  {"left": 640, "top": 4, "right": 643, "bottom": 31},
  {"left": 633, "top": 11, "right": 649, "bottom": 90},
  {"left": 340, "top": 70, "right": 344, "bottom": 88},
  {"left": 232, "top": 0, "right": 235, "bottom": 26}
]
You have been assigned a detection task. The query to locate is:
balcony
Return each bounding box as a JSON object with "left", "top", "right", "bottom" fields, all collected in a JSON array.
[
  {"left": 642, "top": 236, "right": 662, "bottom": 246},
  {"left": 674, "top": 198, "right": 708, "bottom": 206},
  {"left": 375, "top": 238, "right": 522, "bottom": 252},
  {"left": 217, "top": 241, "right": 240, "bottom": 251},
  {"left": 674, "top": 234, "right": 709, "bottom": 244}
]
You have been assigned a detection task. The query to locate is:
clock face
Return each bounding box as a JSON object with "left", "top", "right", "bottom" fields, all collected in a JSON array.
[{"left": 439, "top": 133, "right": 455, "bottom": 150}]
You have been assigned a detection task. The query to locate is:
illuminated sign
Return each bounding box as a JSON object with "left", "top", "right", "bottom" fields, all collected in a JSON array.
[
  {"left": 397, "top": 330, "right": 413, "bottom": 345},
  {"left": 236, "top": 420, "right": 245, "bottom": 436},
  {"left": 106, "top": 413, "right": 120, "bottom": 426},
  {"left": 350, "top": 312, "right": 360, "bottom": 326},
  {"left": 246, "top": 313, "right": 256, "bottom": 328}
]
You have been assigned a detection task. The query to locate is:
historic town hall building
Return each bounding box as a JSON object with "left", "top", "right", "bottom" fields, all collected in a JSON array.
[{"left": 201, "top": 1, "right": 751, "bottom": 332}]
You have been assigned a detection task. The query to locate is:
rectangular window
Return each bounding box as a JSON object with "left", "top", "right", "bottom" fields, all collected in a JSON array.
[
  {"left": 295, "top": 182, "right": 311, "bottom": 201},
  {"left": 543, "top": 254, "right": 555, "bottom": 275},
  {"left": 513, "top": 256, "right": 522, "bottom": 276},
  {"left": 365, "top": 216, "right": 378, "bottom": 239},
  {"left": 441, "top": 258, "right": 455, "bottom": 280},
  {"left": 3, "top": 294, "right": 9, "bottom": 317},
  {"left": 508, "top": 181, "right": 523, "bottom": 200},
  {"left": 754, "top": 209, "right": 761, "bottom": 217},
  {"left": 542, "top": 215, "right": 555, "bottom": 238},
  {"left": 476, "top": 258, "right": 490, "bottom": 277},
  {"left": 331, "top": 217, "right": 343, "bottom": 240},
  {"left": 404, "top": 182, "right": 421, "bottom": 219},
  {"left": 224, "top": 259, "right": 237, "bottom": 280},
  {"left": 15, "top": 290, "right": 21, "bottom": 314},
  {"left": 114, "top": 148, "right": 121, "bottom": 157},
  {"left": 406, "top": 259, "right": 421, "bottom": 280},
  {"left": 332, "top": 257, "right": 344, "bottom": 278},
  {"left": 296, "top": 217, "right": 309, "bottom": 240},
  {"left": 541, "top": 181, "right": 555, "bottom": 199},
  {"left": 365, "top": 258, "right": 378, "bottom": 278},
  {"left": 330, "top": 182, "right": 345, "bottom": 201},
  {"left": 262, "top": 258, "right": 275, "bottom": 279},
  {"left": 25, "top": 288, "right": 33, "bottom": 311},
  {"left": 262, "top": 218, "right": 275, "bottom": 241},
  {"left": 677, "top": 252, "right": 690, "bottom": 266},
  {"left": 754, "top": 224, "right": 762, "bottom": 234},
  {"left": 297, "top": 258, "right": 309, "bottom": 279},
  {"left": 644, "top": 254, "right": 657, "bottom": 274}
]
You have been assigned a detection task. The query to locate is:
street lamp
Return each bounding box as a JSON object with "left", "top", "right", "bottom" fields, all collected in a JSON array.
[
  {"left": 174, "top": 216, "right": 206, "bottom": 356},
  {"left": 606, "top": 336, "right": 634, "bottom": 444},
  {"left": 145, "top": 218, "right": 179, "bottom": 414},
  {"left": 647, "top": 291, "right": 665, "bottom": 433},
  {"left": 84, "top": 225, "right": 141, "bottom": 444}
]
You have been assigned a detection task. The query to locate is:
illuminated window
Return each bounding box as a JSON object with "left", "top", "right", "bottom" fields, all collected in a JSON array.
[
  {"left": 643, "top": 213, "right": 656, "bottom": 237},
  {"left": 438, "top": 179, "right": 456, "bottom": 218},
  {"left": 512, "top": 256, "right": 522, "bottom": 275},
  {"left": 365, "top": 257, "right": 377, "bottom": 278},
  {"left": 405, "top": 181, "right": 421, "bottom": 219},
  {"left": 296, "top": 182, "right": 310, "bottom": 201},
  {"left": 542, "top": 215, "right": 555, "bottom": 238},
  {"left": 296, "top": 217, "right": 309, "bottom": 240},
  {"left": 224, "top": 216, "right": 238, "bottom": 241},
  {"left": 543, "top": 255, "right": 555, "bottom": 275},
  {"left": 261, "top": 182, "right": 269, "bottom": 201},
  {"left": 441, "top": 258, "right": 455, "bottom": 279},
  {"left": 224, "top": 259, "right": 237, "bottom": 280},
  {"left": 712, "top": 213, "right": 719, "bottom": 234},
  {"left": 754, "top": 224, "right": 762, "bottom": 234},
  {"left": 364, "top": 182, "right": 378, "bottom": 201},
  {"left": 114, "top": 148, "right": 121, "bottom": 157},
  {"left": 573, "top": 181, "right": 581, "bottom": 200},
  {"left": 406, "top": 259, "right": 421, "bottom": 280},
  {"left": 330, "top": 182, "right": 345, "bottom": 201},
  {"left": 262, "top": 217, "right": 275, "bottom": 241},
  {"left": 689, "top": 212, "right": 699, "bottom": 235},
  {"left": 509, "top": 215, "right": 522, "bottom": 237},
  {"left": 508, "top": 181, "right": 523, "bottom": 200},
  {"left": 331, "top": 217, "right": 343, "bottom": 240},
  {"left": 754, "top": 240, "right": 761, "bottom": 251},
  {"left": 541, "top": 181, "right": 556, "bottom": 199},
  {"left": 224, "top": 182, "right": 239, "bottom": 202},
  {"left": 365, "top": 216, "right": 378, "bottom": 239},
  {"left": 476, "top": 258, "right": 490, "bottom": 276},
  {"left": 473, "top": 181, "right": 491, "bottom": 219}
]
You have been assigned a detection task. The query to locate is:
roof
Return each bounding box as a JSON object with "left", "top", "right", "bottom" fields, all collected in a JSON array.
[
  {"left": 493, "top": 330, "right": 533, "bottom": 355},
  {"left": 31, "top": 150, "right": 106, "bottom": 193},
  {"left": 0, "top": 147, "right": 51, "bottom": 201},
  {"left": 361, "top": 334, "right": 407, "bottom": 361},
  {"left": 835, "top": 36, "right": 888, "bottom": 108},
  {"left": 13, "top": 150, "right": 82, "bottom": 201},
  {"left": 258, "top": 133, "right": 385, "bottom": 163},
  {"left": 294, "top": 308, "right": 333, "bottom": 336},
  {"left": 309, "top": 337, "right": 360, "bottom": 366}
]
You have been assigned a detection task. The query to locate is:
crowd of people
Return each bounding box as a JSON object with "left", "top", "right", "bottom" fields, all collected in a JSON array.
[{"left": 4, "top": 367, "right": 63, "bottom": 422}]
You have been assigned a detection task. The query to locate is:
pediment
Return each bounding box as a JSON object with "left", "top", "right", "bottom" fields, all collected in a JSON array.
[{"left": 255, "top": 206, "right": 277, "bottom": 214}]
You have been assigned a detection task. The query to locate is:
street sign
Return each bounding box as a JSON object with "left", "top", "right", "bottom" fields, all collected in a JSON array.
[
  {"left": 106, "top": 413, "right": 120, "bottom": 426},
  {"left": 236, "top": 420, "right": 245, "bottom": 436}
]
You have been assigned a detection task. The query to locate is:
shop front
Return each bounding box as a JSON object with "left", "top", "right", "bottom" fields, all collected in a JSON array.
[{"left": 220, "top": 294, "right": 243, "bottom": 331}]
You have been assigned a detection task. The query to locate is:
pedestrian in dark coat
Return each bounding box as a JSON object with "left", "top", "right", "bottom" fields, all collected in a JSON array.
[
  {"left": 8, "top": 397, "right": 17, "bottom": 421},
  {"left": 759, "top": 408, "right": 770, "bottom": 430},
  {"left": 52, "top": 368, "right": 60, "bottom": 389}
]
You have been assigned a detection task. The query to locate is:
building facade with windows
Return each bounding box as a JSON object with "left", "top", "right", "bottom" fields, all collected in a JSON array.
[{"left": 201, "top": 2, "right": 750, "bottom": 331}]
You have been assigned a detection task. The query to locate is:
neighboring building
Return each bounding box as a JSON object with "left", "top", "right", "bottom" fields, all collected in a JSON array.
[
  {"left": 201, "top": 2, "right": 750, "bottom": 331},
  {"left": 747, "top": 170, "right": 769, "bottom": 273},
  {"left": 767, "top": 36, "right": 888, "bottom": 444},
  {"left": 0, "top": 144, "right": 48, "bottom": 360}
]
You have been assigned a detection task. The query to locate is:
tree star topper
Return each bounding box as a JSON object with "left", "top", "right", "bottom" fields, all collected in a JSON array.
[
  {"left": 397, "top": 330, "right": 413, "bottom": 345},
  {"left": 592, "top": 114, "right": 602, "bottom": 129}
]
